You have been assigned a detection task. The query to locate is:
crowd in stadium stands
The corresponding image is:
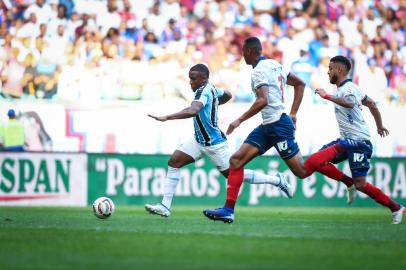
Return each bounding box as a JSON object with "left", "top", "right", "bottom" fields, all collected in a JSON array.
[{"left": 0, "top": 0, "right": 405, "bottom": 104}]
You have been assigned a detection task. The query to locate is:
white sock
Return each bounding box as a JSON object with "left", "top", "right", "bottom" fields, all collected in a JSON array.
[
  {"left": 161, "top": 166, "right": 180, "bottom": 209},
  {"left": 243, "top": 169, "right": 280, "bottom": 186}
]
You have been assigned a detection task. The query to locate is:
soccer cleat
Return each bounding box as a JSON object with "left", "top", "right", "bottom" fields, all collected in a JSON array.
[
  {"left": 277, "top": 172, "right": 293, "bottom": 199},
  {"left": 391, "top": 206, "right": 405, "bottom": 225},
  {"left": 346, "top": 184, "right": 357, "bottom": 205},
  {"left": 145, "top": 203, "right": 171, "bottom": 217},
  {"left": 203, "top": 207, "right": 234, "bottom": 223}
]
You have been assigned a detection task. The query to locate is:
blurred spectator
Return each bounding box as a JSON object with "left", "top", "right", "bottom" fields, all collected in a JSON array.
[
  {"left": 118, "top": 0, "right": 135, "bottom": 25},
  {"left": 338, "top": 5, "right": 360, "bottom": 48},
  {"left": 20, "top": 110, "right": 53, "bottom": 151},
  {"left": 47, "top": 3, "right": 69, "bottom": 37},
  {"left": 21, "top": 53, "right": 37, "bottom": 97},
  {"left": 161, "top": 0, "right": 181, "bottom": 22},
  {"left": 24, "top": 0, "right": 52, "bottom": 25},
  {"left": 358, "top": 58, "right": 387, "bottom": 104},
  {"left": 291, "top": 47, "right": 313, "bottom": 87},
  {"left": 0, "top": 109, "right": 25, "bottom": 151},
  {"left": 1, "top": 47, "right": 25, "bottom": 97},
  {"left": 0, "top": 0, "right": 403, "bottom": 106},
  {"left": 146, "top": 1, "right": 166, "bottom": 38},
  {"left": 59, "top": 0, "right": 74, "bottom": 18},
  {"left": 198, "top": 29, "right": 215, "bottom": 63},
  {"left": 16, "top": 12, "right": 39, "bottom": 38},
  {"left": 197, "top": 3, "right": 215, "bottom": 31},
  {"left": 363, "top": 6, "right": 382, "bottom": 40},
  {"left": 143, "top": 31, "right": 163, "bottom": 60},
  {"left": 308, "top": 26, "right": 324, "bottom": 67},
  {"left": 97, "top": 0, "right": 121, "bottom": 37}
]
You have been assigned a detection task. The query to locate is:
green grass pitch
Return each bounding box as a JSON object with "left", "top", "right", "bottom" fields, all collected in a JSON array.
[{"left": 1, "top": 206, "right": 406, "bottom": 270}]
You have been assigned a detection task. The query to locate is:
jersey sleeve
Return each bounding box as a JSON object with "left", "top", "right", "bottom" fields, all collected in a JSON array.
[
  {"left": 194, "top": 89, "right": 210, "bottom": 106},
  {"left": 339, "top": 84, "right": 359, "bottom": 105},
  {"left": 282, "top": 65, "right": 290, "bottom": 78},
  {"left": 357, "top": 86, "right": 367, "bottom": 101},
  {"left": 215, "top": 87, "right": 225, "bottom": 97},
  {"left": 252, "top": 69, "right": 269, "bottom": 90}
]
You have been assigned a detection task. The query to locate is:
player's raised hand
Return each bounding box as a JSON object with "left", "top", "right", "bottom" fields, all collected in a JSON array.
[
  {"left": 226, "top": 119, "right": 241, "bottom": 135},
  {"left": 315, "top": 88, "right": 331, "bottom": 100},
  {"left": 377, "top": 126, "right": 389, "bottom": 137},
  {"left": 148, "top": 114, "right": 168, "bottom": 122}
]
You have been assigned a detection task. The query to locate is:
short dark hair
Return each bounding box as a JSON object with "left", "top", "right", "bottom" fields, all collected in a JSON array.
[
  {"left": 190, "top": 64, "right": 209, "bottom": 78},
  {"left": 330, "top": 55, "right": 352, "bottom": 72},
  {"left": 244, "top": 37, "right": 262, "bottom": 53}
]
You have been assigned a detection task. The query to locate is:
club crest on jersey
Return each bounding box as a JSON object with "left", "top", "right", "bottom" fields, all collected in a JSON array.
[
  {"left": 277, "top": 140, "right": 288, "bottom": 151},
  {"left": 353, "top": 153, "right": 364, "bottom": 162}
]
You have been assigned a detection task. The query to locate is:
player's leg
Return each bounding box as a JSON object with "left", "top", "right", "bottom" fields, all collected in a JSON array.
[
  {"left": 316, "top": 163, "right": 356, "bottom": 204},
  {"left": 346, "top": 143, "right": 404, "bottom": 224},
  {"left": 161, "top": 150, "right": 195, "bottom": 209},
  {"left": 303, "top": 142, "right": 346, "bottom": 176},
  {"left": 226, "top": 143, "right": 261, "bottom": 207},
  {"left": 353, "top": 176, "right": 404, "bottom": 224},
  {"left": 304, "top": 140, "right": 356, "bottom": 203},
  {"left": 203, "top": 125, "right": 274, "bottom": 223},
  {"left": 205, "top": 142, "right": 289, "bottom": 196},
  {"left": 285, "top": 137, "right": 354, "bottom": 203},
  {"left": 145, "top": 138, "right": 201, "bottom": 217},
  {"left": 284, "top": 150, "right": 357, "bottom": 204},
  {"left": 203, "top": 143, "right": 260, "bottom": 223},
  {"left": 241, "top": 169, "right": 292, "bottom": 197}
]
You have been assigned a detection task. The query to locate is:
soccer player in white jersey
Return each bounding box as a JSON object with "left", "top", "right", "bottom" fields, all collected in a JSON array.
[
  {"left": 203, "top": 37, "right": 359, "bottom": 224},
  {"left": 308, "top": 55, "right": 404, "bottom": 224},
  {"left": 145, "top": 64, "right": 292, "bottom": 218}
]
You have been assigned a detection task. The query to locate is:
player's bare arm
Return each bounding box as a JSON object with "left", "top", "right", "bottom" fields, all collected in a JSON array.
[
  {"left": 362, "top": 95, "right": 389, "bottom": 137},
  {"left": 315, "top": 88, "right": 355, "bottom": 108},
  {"left": 148, "top": 101, "right": 203, "bottom": 122},
  {"left": 226, "top": 86, "right": 268, "bottom": 135},
  {"left": 286, "top": 73, "right": 305, "bottom": 126},
  {"left": 218, "top": 89, "right": 232, "bottom": 105}
]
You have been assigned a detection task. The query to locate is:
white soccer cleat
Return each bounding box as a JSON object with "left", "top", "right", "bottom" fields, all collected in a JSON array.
[
  {"left": 392, "top": 206, "right": 405, "bottom": 225},
  {"left": 145, "top": 203, "right": 171, "bottom": 218},
  {"left": 277, "top": 173, "right": 293, "bottom": 199},
  {"left": 346, "top": 184, "right": 357, "bottom": 205}
]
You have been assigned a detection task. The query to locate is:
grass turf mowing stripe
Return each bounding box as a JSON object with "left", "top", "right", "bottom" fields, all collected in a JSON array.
[{"left": 0, "top": 206, "right": 405, "bottom": 270}]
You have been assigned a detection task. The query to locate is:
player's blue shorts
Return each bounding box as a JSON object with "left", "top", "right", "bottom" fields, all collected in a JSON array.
[
  {"left": 321, "top": 138, "right": 373, "bottom": 177},
  {"left": 244, "top": 113, "right": 299, "bottom": 160}
]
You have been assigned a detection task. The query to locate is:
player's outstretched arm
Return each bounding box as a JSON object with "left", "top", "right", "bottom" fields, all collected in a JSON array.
[
  {"left": 218, "top": 89, "right": 232, "bottom": 105},
  {"left": 226, "top": 86, "right": 268, "bottom": 135},
  {"left": 148, "top": 101, "right": 203, "bottom": 122},
  {"left": 362, "top": 95, "right": 389, "bottom": 137},
  {"left": 286, "top": 73, "right": 305, "bottom": 126},
  {"left": 315, "top": 88, "right": 355, "bottom": 108}
]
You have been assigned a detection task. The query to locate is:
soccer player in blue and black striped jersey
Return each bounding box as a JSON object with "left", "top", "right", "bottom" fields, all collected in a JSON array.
[{"left": 145, "top": 64, "right": 292, "bottom": 218}]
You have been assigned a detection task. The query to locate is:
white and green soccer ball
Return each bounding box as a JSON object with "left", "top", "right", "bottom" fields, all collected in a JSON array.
[{"left": 92, "top": 197, "right": 115, "bottom": 219}]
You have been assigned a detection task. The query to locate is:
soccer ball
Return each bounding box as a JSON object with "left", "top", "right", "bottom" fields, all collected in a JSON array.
[{"left": 92, "top": 197, "right": 115, "bottom": 219}]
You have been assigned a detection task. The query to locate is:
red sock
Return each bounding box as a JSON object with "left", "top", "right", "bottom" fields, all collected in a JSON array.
[
  {"left": 317, "top": 163, "right": 354, "bottom": 187},
  {"left": 340, "top": 174, "right": 355, "bottom": 187},
  {"left": 361, "top": 183, "right": 401, "bottom": 212},
  {"left": 304, "top": 144, "right": 345, "bottom": 174},
  {"left": 225, "top": 168, "right": 244, "bottom": 209}
]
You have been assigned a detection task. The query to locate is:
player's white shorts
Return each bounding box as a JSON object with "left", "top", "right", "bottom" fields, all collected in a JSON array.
[{"left": 177, "top": 137, "right": 230, "bottom": 172}]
